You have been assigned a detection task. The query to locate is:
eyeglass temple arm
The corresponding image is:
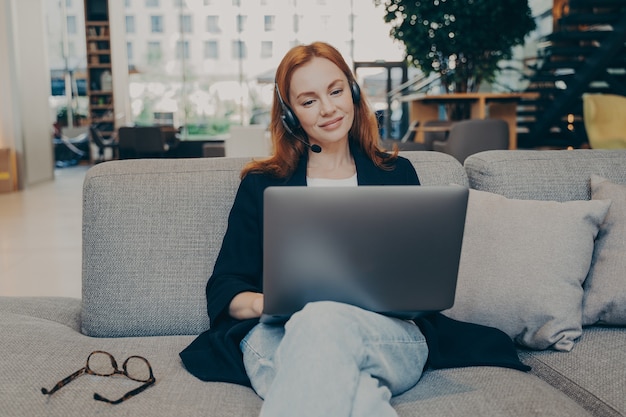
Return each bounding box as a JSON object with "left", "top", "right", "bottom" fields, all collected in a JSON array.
[
  {"left": 41, "top": 367, "right": 87, "bottom": 396},
  {"left": 93, "top": 377, "right": 156, "bottom": 405}
]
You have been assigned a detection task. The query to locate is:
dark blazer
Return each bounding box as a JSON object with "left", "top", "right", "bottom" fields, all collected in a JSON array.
[{"left": 180, "top": 148, "right": 528, "bottom": 387}]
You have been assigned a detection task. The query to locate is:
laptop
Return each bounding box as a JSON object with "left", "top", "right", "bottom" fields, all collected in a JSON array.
[{"left": 261, "top": 185, "right": 468, "bottom": 324}]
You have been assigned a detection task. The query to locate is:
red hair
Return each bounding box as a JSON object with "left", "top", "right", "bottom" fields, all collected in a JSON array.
[{"left": 241, "top": 42, "right": 397, "bottom": 179}]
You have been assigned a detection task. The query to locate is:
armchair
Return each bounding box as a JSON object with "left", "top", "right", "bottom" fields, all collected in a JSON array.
[
  {"left": 583, "top": 93, "right": 626, "bottom": 149},
  {"left": 89, "top": 125, "right": 118, "bottom": 163},
  {"left": 432, "top": 119, "right": 509, "bottom": 163}
]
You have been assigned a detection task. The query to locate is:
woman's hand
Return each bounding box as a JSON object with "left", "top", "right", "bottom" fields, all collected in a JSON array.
[{"left": 229, "top": 292, "right": 264, "bottom": 319}]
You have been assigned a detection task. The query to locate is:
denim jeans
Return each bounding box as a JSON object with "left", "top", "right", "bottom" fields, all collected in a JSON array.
[{"left": 240, "top": 301, "right": 429, "bottom": 417}]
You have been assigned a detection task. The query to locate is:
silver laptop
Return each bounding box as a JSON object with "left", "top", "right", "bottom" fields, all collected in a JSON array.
[{"left": 261, "top": 185, "right": 468, "bottom": 324}]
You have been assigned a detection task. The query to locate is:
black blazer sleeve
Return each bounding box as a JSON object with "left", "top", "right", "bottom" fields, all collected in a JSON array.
[{"left": 205, "top": 173, "right": 265, "bottom": 327}]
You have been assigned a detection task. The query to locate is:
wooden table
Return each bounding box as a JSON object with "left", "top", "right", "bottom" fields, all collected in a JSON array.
[{"left": 401, "top": 92, "right": 538, "bottom": 150}]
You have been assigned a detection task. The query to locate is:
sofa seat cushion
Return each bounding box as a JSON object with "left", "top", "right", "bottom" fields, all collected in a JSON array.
[
  {"left": 519, "top": 327, "right": 626, "bottom": 417},
  {"left": 394, "top": 367, "right": 592, "bottom": 417},
  {"left": 0, "top": 299, "right": 262, "bottom": 417},
  {"left": 2, "top": 297, "right": 592, "bottom": 417}
]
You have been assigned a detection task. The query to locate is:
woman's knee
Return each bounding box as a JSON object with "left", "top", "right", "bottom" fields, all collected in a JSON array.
[{"left": 289, "top": 301, "right": 363, "bottom": 327}]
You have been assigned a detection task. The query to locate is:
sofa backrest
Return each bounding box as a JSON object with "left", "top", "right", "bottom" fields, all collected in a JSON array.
[
  {"left": 465, "top": 149, "right": 626, "bottom": 201},
  {"left": 81, "top": 151, "right": 467, "bottom": 337}
]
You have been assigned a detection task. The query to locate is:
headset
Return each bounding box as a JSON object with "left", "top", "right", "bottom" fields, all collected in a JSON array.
[{"left": 275, "top": 79, "right": 362, "bottom": 136}]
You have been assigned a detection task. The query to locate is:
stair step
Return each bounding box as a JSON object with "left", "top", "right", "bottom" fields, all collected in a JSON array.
[
  {"left": 543, "top": 46, "right": 600, "bottom": 56},
  {"left": 529, "top": 73, "right": 577, "bottom": 82},
  {"left": 535, "top": 59, "right": 585, "bottom": 71},
  {"left": 569, "top": 0, "right": 626, "bottom": 9},
  {"left": 559, "top": 13, "right": 625, "bottom": 25},
  {"left": 547, "top": 30, "right": 612, "bottom": 42}
]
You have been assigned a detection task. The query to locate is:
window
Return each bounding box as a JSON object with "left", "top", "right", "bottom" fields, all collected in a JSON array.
[
  {"left": 206, "top": 16, "right": 220, "bottom": 33},
  {"left": 125, "top": 0, "right": 132, "bottom": 7},
  {"left": 67, "top": 41, "right": 76, "bottom": 57},
  {"left": 293, "top": 14, "right": 300, "bottom": 33},
  {"left": 180, "top": 15, "right": 192, "bottom": 33},
  {"left": 127, "top": 42, "right": 134, "bottom": 63},
  {"left": 320, "top": 15, "right": 330, "bottom": 31},
  {"left": 204, "top": 40, "right": 218, "bottom": 59},
  {"left": 126, "top": 16, "right": 135, "bottom": 33},
  {"left": 236, "top": 15, "right": 247, "bottom": 32},
  {"left": 260, "top": 41, "right": 272, "bottom": 58},
  {"left": 264, "top": 15, "right": 275, "bottom": 32},
  {"left": 66, "top": 16, "right": 77, "bottom": 35},
  {"left": 65, "top": 0, "right": 72, "bottom": 7},
  {"left": 147, "top": 41, "right": 162, "bottom": 63},
  {"left": 176, "top": 40, "right": 190, "bottom": 60},
  {"left": 146, "top": 0, "right": 159, "bottom": 7},
  {"left": 151, "top": 15, "right": 164, "bottom": 33},
  {"left": 232, "top": 40, "right": 246, "bottom": 59},
  {"left": 232, "top": 0, "right": 241, "bottom": 6}
]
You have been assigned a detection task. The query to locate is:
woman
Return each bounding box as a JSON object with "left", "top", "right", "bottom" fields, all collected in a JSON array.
[{"left": 180, "top": 42, "right": 527, "bottom": 416}]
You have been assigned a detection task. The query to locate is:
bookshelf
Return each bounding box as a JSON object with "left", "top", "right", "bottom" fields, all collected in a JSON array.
[{"left": 84, "top": 0, "right": 115, "bottom": 138}]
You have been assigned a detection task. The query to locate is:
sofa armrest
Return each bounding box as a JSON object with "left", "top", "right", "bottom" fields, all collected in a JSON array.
[{"left": 0, "top": 296, "right": 81, "bottom": 332}]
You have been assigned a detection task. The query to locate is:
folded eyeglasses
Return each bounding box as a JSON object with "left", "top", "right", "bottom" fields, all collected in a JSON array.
[{"left": 41, "top": 350, "right": 156, "bottom": 404}]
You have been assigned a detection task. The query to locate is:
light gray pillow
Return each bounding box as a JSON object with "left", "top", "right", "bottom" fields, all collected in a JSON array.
[
  {"left": 444, "top": 189, "right": 610, "bottom": 351},
  {"left": 583, "top": 175, "right": 626, "bottom": 325}
]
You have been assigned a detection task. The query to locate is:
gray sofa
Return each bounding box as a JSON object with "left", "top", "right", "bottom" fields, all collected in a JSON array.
[{"left": 1, "top": 149, "right": 625, "bottom": 416}]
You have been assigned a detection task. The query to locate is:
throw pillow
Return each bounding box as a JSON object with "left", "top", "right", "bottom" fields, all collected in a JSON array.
[
  {"left": 443, "top": 189, "right": 610, "bottom": 351},
  {"left": 582, "top": 175, "right": 626, "bottom": 325}
]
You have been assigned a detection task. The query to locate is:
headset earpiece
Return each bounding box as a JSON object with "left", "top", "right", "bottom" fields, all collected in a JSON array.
[
  {"left": 275, "top": 83, "right": 300, "bottom": 135},
  {"left": 350, "top": 80, "right": 361, "bottom": 104}
]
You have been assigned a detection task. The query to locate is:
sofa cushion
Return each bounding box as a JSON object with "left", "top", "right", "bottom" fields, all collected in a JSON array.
[
  {"left": 444, "top": 189, "right": 610, "bottom": 351},
  {"left": 1, "top": 298, "right": 592, "bottom": 417},
  {"left": 465, "top": 149, "right": 626, "bottom": 202},
  {"left": 583, "top": 175, "right": 626, "bottom": 325},
  {"left": 81, "top": 152, "right": 467, "bottom": 337},
  {"left": 519, "top": 326, "right": 626, "bottom": 417},
  {"left": 81, "top": 158, "right": 246, "bottom": 337}
]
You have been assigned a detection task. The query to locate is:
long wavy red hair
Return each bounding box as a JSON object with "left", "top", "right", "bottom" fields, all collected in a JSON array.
[{"left": 241, "top": 42, "right": 397, "bottom": 179}]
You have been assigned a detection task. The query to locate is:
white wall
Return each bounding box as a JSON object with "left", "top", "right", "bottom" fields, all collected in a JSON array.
[{"left": 0, "top": 0, "right": 54, "bottom": 188}]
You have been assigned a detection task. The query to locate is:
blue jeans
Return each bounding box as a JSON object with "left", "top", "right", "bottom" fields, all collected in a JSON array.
[{"left": 240, "top": 301, "right": 429, "bottom": 417}]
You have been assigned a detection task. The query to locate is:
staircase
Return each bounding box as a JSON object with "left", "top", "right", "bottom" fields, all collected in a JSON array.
[{"left": 517, "top": 0, "right": 626, "bottom": 148}]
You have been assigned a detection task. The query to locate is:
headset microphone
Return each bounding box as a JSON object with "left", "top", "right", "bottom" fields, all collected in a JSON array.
[{"left": 293, "top": 136, "right": 321, "bottom": 153}]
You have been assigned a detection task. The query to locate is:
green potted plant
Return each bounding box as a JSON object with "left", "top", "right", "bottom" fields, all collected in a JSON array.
[{"left": 375, "top": 0, "right": 536, "bottom": 94}]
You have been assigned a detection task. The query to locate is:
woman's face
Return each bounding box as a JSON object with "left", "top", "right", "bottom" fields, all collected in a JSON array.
[{"left": 288, "top": 57, "right": 355, "bottom": 148}]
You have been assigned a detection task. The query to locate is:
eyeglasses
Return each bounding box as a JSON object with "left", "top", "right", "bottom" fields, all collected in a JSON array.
[{"left": 41, "top": 350, "right": 156, "bottom": 404}]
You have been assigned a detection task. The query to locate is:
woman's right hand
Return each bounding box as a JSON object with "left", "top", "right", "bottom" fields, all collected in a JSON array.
[{"left": 229, "top": 291, "right": 264, "bottom": 319}]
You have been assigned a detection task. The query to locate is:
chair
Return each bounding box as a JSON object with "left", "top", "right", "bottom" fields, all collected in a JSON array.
[
  {"left": 224, "top": 125, "right": 271, "bottom": 157},
  {"left": 89, "top": 125, "right": 119, "bottom": 163},
  {"left": 583, "top": 93, "right": 626, "bottom": 149},
  {"left": 117, "top": 126, "right": 137, "bottom": 159},
  {"left": 422, "top": 120, "right": 455, "bottom": 150},
  {"left": 202, "top": 142, "right": 226, "bottom": 158},
  {"left": 396, "top": 119, "right": 454, "bottom": 151},
  {"left": 432, "top": 119, "right": 509, "bottom": 163},
  {"left": 133, "top": 126, "right": 169, "bottom": 158}
]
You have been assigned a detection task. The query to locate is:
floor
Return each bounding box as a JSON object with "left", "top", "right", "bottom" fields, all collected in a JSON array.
[{"left": 0, "top": 164, "right": 90, "bottom": 299}]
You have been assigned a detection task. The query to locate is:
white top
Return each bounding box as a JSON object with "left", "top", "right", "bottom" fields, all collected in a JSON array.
[{"left": 306, "top": 173, "right": 358, "bottom": 187}]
